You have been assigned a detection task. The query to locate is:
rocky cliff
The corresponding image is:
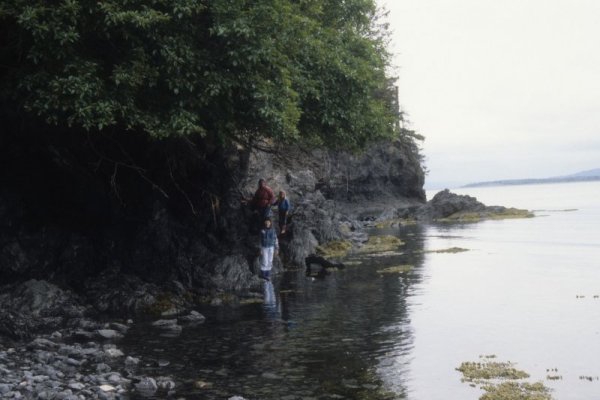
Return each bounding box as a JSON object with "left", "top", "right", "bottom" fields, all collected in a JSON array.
[{"left": 0, "top": 129, "right": 426, "bottom": 339}]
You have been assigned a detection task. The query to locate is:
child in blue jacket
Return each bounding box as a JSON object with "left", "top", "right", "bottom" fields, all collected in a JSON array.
[{"left": 275, "top": 190, "right": 291, "bottom": 235}]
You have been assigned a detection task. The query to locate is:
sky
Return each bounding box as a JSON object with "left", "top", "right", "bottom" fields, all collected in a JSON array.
[{"left": 378, "top": 0, "right": 600, "bottom": 189}]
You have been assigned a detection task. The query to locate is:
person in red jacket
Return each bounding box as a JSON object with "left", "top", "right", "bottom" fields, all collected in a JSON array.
[{"left": 250, "top": 178, "right": 276, "bottom": 219}]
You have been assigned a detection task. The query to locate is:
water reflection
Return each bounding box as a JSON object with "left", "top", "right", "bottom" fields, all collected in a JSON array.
[{"left": 122, "top": 224, "right": 428, "bottom": 400}]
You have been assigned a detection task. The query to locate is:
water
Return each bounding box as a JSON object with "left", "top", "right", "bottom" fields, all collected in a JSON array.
[{"left": 122, "top": 181, "right": 600, "bottom": 400}]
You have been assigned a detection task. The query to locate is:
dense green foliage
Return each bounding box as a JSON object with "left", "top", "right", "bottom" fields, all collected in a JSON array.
[{"left": 0, "top": 0, "right": 400, "bottom": 149}]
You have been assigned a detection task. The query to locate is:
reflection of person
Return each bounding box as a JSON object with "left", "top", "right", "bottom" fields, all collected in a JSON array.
[
  {"left": 264, "top": 281, "right": 276, "bottom": 305},
  {"left": 259, "top": 218, "right": 279, "bottom": 281},
  {"left": 262, "top": 280, "right": 279, "bottom": 320},
  {"left": 275, "top": 190, "right": 290, "bottom": 235}
]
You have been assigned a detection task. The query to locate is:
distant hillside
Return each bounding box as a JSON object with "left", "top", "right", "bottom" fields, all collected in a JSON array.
[
  {"left": 463, "top": 169, "right": 600, "bottom": 188},
  {"left": 567, "top": 168, "right": 600, "bottom": 178}
]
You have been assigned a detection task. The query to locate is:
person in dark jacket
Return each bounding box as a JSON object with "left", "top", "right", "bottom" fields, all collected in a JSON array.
[{"left": 259, "top": 218, "right": 279, "bottom": 281}]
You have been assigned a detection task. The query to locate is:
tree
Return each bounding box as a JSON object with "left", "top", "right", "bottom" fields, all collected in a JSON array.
[{"left": 0, "top": 0, "right": 400, "bottom": 149}]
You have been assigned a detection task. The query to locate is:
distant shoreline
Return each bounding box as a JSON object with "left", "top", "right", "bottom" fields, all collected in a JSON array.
[{"left": 462, "top": 175, "right": 600, "bottom": 188}]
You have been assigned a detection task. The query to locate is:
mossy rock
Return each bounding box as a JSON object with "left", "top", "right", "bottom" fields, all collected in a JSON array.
[
  {"left": 436, "top": 208, "right": 534, "bottom": 223},
  {"left": 425, "top": 247, "right": 469, "bottom": 254},
  {"left": 377, "top": 265, "right": 414, "bottom": 274},
  {"left": 457, "top": 357, "right": 554, "bottom": 400},
  {"left": 316, "top": 240, "right": 353, "bottom": 258},
  {"left": 358, "top": 235, "right": 405, "bottom": 253},
  {"left": 457, "top": 361, "right": 530, "bottom": 381},
  {"left": 480, "top": 382, "right": 552, "bottom": 400}
]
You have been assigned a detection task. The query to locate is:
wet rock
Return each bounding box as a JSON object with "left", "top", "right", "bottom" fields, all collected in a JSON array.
[
  {"left": 124, "top": 356, "right": 140, "bottom": 366},
  {"left": 178, "top": 310, "right": 205, "bottom": 324},
  {"left": 135, "top": 377, "right": 158, "bottom": 394},
  {"left": 109, "top": 322, "right": 129, "bottom": 334}
]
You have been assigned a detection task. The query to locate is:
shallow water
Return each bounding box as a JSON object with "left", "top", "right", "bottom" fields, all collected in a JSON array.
[{"left": 122, "top": 181, "right": 600, "bottom": 399}]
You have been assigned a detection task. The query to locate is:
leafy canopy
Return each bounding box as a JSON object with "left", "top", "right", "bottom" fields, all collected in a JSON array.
[{"left": 1, "top": 0, "right": 401, "bottom": 149}]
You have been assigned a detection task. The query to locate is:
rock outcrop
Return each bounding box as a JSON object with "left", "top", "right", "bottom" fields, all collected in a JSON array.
[{"left": 415, "top": 189, "right": 533, "bottom": 222}]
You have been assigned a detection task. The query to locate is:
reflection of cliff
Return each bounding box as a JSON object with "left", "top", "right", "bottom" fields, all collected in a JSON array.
[{"left": 264, "top": 223, "right": 427, "bottom": 399}]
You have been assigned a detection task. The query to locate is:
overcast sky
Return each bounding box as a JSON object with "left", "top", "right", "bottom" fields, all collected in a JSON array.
[{"left": 379, "top": 0, "right": 600, "bottom": 189}]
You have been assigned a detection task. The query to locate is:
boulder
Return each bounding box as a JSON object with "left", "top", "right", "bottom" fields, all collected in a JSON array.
[{"left": 0, "top": 280, "right": 85, "bottom": 339}]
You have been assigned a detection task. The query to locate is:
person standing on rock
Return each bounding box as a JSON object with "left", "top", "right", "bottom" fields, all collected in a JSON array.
[
  {"left": 259, "top": 218, "right": 279, "bottom": 281},
  {"left": 275, "top": 190, "right": 291, "bottom": 235},
  {"left": 251, "top": 178, "right": 276, "bottom": 219}
]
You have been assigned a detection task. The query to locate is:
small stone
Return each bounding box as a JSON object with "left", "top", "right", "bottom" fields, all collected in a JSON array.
[
  {"left": 261, "top": 372, "right": 281, "bottom": 380},
  {"left": 179, "top": 310, "right": 206, "bottom": 323},
  {"left": 135, "top": 377, "right": 158, "bottom": 394},
  {"left": 156, "top": 377, "right": 176, "bottom": 390},
  {"left": 104, "top": 348, "right": 124, "bottom": 358},
  {"left": 68, "top": 382, "right": 85, "bottom": 391},
  {"left": 97, "top": 330, "right": 122, "bottom": 340},
  {"left": 124, "top": 356, "right": 140, "bottom": 366},
  {"left": 98, "top": 384, "right": 115, "bottom": 392},
  {"left": 151, "top": 319, "right": 178, "bottom": 328},
  {"left": 160, "top": 307, "right": 179, "bottom": 317},
  {"left": 96, "top": 363, "right": 111, "bottom": 373},
  {"left": 194, "top": 380, "right": 212, "bottom": 389},
  {"left": 109, "top": 323, "right": 129, "bottom": 334}
]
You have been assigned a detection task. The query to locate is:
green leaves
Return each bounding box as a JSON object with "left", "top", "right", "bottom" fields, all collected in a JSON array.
[{"left": 1, "top": 0, "right": 404, "bottom": 150}]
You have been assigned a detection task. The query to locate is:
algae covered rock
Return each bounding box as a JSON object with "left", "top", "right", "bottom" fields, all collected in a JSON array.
[
  {"left": 358, "top": 235, "right": 404, "bottom": 253},
  {"left": 316, "top": 240, "right": 353, "bottom": 259}
]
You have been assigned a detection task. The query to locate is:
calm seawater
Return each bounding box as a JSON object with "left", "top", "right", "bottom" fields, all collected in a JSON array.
[{"left": 122, "top": 181, "right": 600, "bottom": 400}]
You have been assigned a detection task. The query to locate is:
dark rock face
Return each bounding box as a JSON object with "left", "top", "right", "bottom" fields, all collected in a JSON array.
[
  {"left": 315, "top": 139, "right": 426, "bottom": 202},
  {"left": 240, "top": 138, "right": 425, "bottom": 203},
  {"left": 205, "top": 255, "right": 263, "bottom": 292}
]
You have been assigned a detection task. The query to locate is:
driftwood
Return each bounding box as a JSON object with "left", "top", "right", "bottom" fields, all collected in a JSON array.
[{"left": 305, "top": 255, "right": 345, "bottom": 277}]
